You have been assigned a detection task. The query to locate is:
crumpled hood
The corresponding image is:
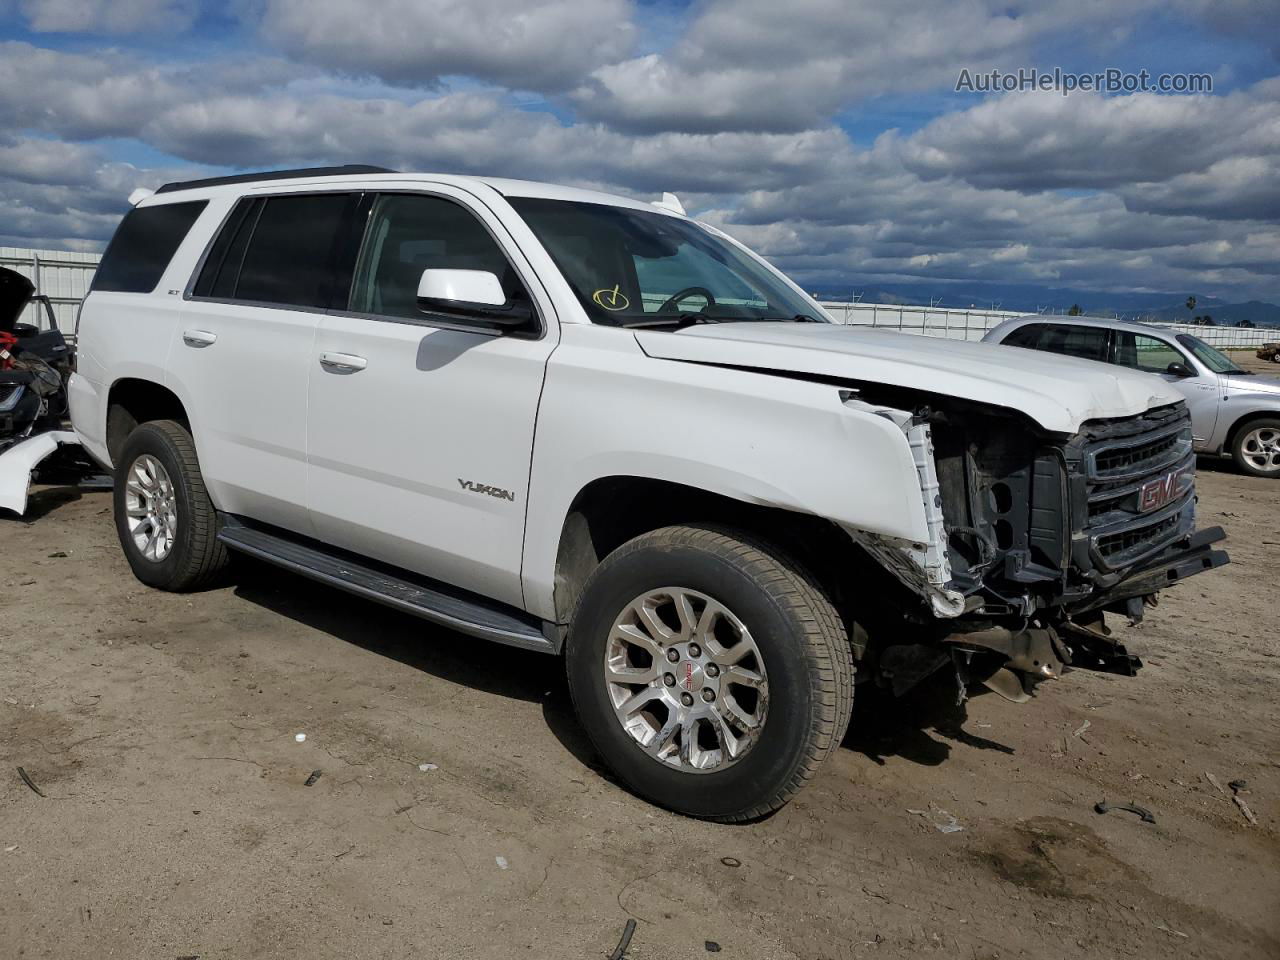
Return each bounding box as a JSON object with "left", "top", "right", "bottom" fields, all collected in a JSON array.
[{"left": 635, "top": 322, "right": 1183, "bottom": 435}]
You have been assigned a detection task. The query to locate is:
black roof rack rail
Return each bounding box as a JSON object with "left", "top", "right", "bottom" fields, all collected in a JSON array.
[{"left": 154, "top": 164, "right": 397, "bottom": 195}]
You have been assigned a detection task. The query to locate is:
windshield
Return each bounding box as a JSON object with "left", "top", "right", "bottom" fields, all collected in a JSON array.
[
  {"left": 1176, "top": 334, "right": 1248, "bottom": 374},
  {"left": 508, "top": 197, "right": 821, "bottom": 326}
]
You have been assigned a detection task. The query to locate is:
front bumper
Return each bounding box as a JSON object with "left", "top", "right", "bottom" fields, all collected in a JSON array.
[{"left": 1080, "top": 524, "right": 1228, "bottom": 613}]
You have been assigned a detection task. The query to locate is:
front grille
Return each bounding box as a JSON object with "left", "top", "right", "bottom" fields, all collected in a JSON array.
[
  {"left": 1079, "top": 405, "right": 1195, "bottom": 571},
  {"left": 1093, "top": 430, "right": 1180, "bottom": 479},
  {"left": 1096, "top": 509, "right": 1183, "bottom": 564}
]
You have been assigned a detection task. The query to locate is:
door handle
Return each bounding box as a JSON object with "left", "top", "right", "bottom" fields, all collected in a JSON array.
[
  {"left": 319, "top": 352, "right": 368, "bottom": 373},
  {"left": 182, "top": 329, "right": 217, "bottom": 348}
]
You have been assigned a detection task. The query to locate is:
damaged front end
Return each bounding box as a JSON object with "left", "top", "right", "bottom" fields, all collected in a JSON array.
[
  {"left": 843, "top": 389, "right": 1228, "bottom": 703},
  {"left": 0, "top": 266, "right": 84, "bottom": 514}
]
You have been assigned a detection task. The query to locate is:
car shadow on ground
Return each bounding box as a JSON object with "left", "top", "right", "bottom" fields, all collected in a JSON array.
[
  {"left": 2, "top": 483, "right": 82, "bottom": 522},
  {"left": 228, "top": 555, "right": 606, "bottom": 774},
  {"left": 229, "top": 556, "right": 1015, "bottom": 788},
  {"left": 843, "top": 673, "right": 1016, "bottom": 766}
]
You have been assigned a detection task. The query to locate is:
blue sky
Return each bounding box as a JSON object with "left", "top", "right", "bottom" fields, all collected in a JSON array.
[{"left": 0, "top": 0, "right": 1277, "bottom": 303}]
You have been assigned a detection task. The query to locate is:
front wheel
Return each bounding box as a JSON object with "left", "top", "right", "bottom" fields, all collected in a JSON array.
[
  {"left": 113, "top": 419, "right": 230, "bottom": 590},
  {"left": 1231, "top": 418, "right": 1280, "bottom": 478},
  {"left": 566, "top": 525, "right": 854, "bottom": 821}
]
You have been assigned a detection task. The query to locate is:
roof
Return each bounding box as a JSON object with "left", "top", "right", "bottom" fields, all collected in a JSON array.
[
  {"left": 994, "top": 313, "right": 1179, "bottom": 337},
  {"left": 143, "top": 167, "right": 678, "bottom": 217}
]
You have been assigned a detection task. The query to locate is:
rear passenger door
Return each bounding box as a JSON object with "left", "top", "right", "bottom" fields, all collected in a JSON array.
[
  {"left": 172, "top": 190, "right": 360, "bottom": 535},
  {"left": 306, "top": 188, "right": 557, "bottom": 610}
]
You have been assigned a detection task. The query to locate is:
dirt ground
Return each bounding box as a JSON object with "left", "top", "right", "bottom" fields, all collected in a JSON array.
[{"left": 3, "top": 359, "right": 1279, "bottom": 960}]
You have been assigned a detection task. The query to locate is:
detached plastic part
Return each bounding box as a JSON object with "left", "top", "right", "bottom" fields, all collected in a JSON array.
[{"left": 0, "top": 430, "right": 80, "bottom": 514}]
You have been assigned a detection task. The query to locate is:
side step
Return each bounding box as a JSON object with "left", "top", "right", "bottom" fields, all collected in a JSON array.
[{"left": 216, "top": 515, "right": 556, "bottom": 654}]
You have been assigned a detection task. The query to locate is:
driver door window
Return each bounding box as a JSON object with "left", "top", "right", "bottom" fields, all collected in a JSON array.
[
  {"left": 1113, "top": 332, "right": 1187, "bottom": 374},
  {"left": 348, "top": 194, "right": 526, "bottom": 322}
]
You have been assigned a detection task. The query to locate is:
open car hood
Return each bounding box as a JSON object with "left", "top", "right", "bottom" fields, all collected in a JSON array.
[
  {"left": 0, "top": 266, "right": 35, "bottom": 334},
  {"left": 634, "top": 322, "right": 1183, "bottom": 435}
]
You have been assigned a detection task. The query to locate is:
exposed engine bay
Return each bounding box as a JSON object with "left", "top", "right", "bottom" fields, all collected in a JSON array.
[{"left": 841, "top": 384, "right": 1230, "bottom": 704}]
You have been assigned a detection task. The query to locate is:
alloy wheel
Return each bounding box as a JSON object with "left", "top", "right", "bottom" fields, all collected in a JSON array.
[
  {"left": 604, "top": 587, "right": 769, "bottom": 772},
  {"left": 123, "top": 454, "right": 178, "bottom": 561}
]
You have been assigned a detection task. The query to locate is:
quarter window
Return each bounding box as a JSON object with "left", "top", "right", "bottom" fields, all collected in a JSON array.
[
  {"left": 348, "top": 194, "right": 525, "bottom": 321},
  {"left": 93, "top": 200, "right": 208, "bottom": 293}
]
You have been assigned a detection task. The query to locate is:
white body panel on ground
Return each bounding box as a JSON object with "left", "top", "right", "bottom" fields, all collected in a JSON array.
[{"left": 0, "top": 430, "right": 79, "bottom": 514}]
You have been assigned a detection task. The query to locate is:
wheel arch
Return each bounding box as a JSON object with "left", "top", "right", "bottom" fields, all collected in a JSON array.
[
  {"left": 547, "top": 474, "right": 868, "bottom": 642},
  {"left": 1223, "top": 406, "right": 1280, "bottom": 458},
  {"left": 105, "top": 377, "right": 190, "bottom": 468}
]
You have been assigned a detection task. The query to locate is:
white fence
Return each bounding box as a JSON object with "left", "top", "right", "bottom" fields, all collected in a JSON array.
[
  {"left": 1, "top": 245, "right": 1274, "bottom": 353},
  {"left": 819, "top": 301, "right": 1277, "bottom": 350},
  {"left": 1, "top": 247, "right": 101, "bottom": 332}
]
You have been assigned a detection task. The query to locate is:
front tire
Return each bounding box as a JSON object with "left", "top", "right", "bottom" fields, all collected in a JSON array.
[
  {"left": 566, "top": 525, "right": 854, "bottom": 821},
  {"left": 1231, "top": 417, "right": 1280, "bottom": 478},
  {"left": 113, "top": 419, "right": 229, "bottom": 590}
]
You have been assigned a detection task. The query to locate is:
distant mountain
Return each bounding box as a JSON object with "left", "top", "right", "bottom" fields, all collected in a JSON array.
[{"left": 807, "top": 280, "right": 1280, "bottom": 327}]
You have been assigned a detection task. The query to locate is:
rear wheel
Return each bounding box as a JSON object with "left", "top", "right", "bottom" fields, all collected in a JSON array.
[
  {"left": 566, "top": 524, "right": 853, "bottom": 821},
  {"left": 113, "top": 419, "right": 229, "bottom": 590},
  {"left": 1231, "top": 417, "right": 1280, "bottom": 478}
]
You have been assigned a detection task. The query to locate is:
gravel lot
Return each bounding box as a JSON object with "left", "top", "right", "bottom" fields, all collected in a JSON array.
[{"left": 4, "top": 361, "right": 1279, "bottom": 960}]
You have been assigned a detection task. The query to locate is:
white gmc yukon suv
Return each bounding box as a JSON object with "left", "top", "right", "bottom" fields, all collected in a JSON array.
[{"left": 71, "top": 166, "right": 1228, "bottom": 821}]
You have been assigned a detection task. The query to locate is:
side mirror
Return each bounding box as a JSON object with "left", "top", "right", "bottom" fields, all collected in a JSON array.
[
  {"left": 416, "top": 269, "right": 533, "bottom": 330},
  {"left": 1166, "top": 361, "right": 1195, "bottom": 378}
]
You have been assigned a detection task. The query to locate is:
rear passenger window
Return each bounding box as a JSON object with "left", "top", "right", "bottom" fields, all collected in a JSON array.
[
  {"left": 192, "top": 197, "right": 261, "bottom": 299},
  {"left": 234, "top": 193, "right": 356, "bottom": 308},
  {"left": 1037, "top": 324, "right": 1109, "bottom": 363},
  {"left": 93, "top": 201, "right": 208, "bottom": 293},
  {"left": 1001, "top": 324, "right": 1047, "bottom": 349}
]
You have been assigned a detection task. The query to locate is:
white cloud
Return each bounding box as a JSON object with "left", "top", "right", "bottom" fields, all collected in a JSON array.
[{"left": 249, "top": 0, "right": 636, "bottom": 92}]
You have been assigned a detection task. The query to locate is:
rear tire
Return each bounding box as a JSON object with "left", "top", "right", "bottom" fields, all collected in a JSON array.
[
  {"left": 113, "top": 419, "right": 229, "bottom": 590},
  {"left": 1230, "top": 417, "right": 1280, "bottom": 478},
  {"left": 566, "top": 524, "right": 853, "bottom": 821}
]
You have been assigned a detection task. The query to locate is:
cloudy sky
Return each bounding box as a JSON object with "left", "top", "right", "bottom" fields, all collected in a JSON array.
[{"left": 1, "top": 0, "right": 1277, "bottom": 302}]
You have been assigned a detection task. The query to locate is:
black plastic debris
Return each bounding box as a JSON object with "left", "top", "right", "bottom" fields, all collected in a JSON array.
[{"left": 1094, "top": 799, "right": 1155, "bottom": 824}]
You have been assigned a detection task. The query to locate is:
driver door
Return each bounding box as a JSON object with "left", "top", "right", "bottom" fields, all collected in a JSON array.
[
  {"left": 1112, "top": 330, "right": 1220, "bottom": 446},
  {"left": 306, "top": 188, "right": 558, "bottom": 609}
]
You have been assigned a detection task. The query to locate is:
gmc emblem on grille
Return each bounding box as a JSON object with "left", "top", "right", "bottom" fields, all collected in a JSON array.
[{"left": 1138, "top": 465, "right": 1192, "bottom": 513}]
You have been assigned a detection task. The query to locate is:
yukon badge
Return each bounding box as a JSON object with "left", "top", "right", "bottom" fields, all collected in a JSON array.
[{"left": 458, "top": 478, "right": 517, "bottom": 502}]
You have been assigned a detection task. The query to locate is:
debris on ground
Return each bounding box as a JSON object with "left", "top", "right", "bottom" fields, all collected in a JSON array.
[
  {"left": 720, "top": 856, "right": 741, "bottom": 868},
  {"left": 294, "top": 733, "right": 306, "bottom": 743},
  {"left": 417, "top": 762, "right": 438, "bottom": 772},
  {"left": 1072, "top": 719, "right": 1092, "bottom": 740},
  {"left": 495, "top": 856, "right": 509, "bottom": 870},
  {"left": 705, "top": 941, "right": 722, "bottom": 953},
  {"left": 304, "top": 770, "right": 322, "bottom": 787},
  {"left": 1204, "top": 771, "right": 1228, "bottom": 796},
  {"left": 1229, "top": 781, "right": 1258, "bottom": 826},
  {"left": 607, "top": 919, "right": 637, "bottom": 960},
  {"left": 908, "top": 804, "right": 964, "bottom": 834},
  {"left": 1094, "top": 800, "right": 1156, "bottom": 824},
  {"left": 4, "top": 845, "right": 17, "bottom": 852},
  {"left": 1232, "top": 795, "right": 1259, "bottom": 826},
  {"left": 17, "top": 766, "right": 45, "bottom": 797}
]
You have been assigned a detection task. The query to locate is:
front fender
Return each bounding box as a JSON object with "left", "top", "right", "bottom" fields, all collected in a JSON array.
[{"left": 520, "top": 326, "right": 929, "bottom": 621}]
